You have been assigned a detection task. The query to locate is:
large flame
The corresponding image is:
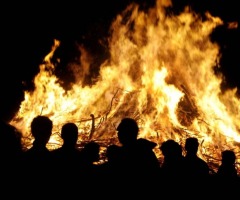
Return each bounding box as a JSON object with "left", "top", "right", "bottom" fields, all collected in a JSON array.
[{"left": 10, "top": 0, "right": 240, "bottom": 173}]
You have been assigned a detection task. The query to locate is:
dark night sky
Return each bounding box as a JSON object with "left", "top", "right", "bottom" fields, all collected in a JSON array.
[{"left": 1, "top": 0, "right": 239, "bottom": 122}]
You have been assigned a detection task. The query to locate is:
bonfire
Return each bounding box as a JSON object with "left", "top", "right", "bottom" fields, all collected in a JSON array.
[{"left": 9, "top": 0, "right": 240, "bottom": 174}]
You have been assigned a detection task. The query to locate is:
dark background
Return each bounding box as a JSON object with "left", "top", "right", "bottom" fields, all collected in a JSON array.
[{"left": 1, "top": 0, "right": 239, "bottom": 122}]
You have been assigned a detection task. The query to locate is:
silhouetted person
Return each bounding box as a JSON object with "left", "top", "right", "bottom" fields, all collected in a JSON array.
[
  {"left": 184, "top": 137, "right": 210, "bottom": 179},
  {"left": 159, "top": 139, "right": 185, "bottom": 189},
  {"left": 52, "top": 122, "right": 80, "bottom": 165},
  {"left": 23, "top": 115, "right": 53, "bottom": 163},
  {"left": 101, "top": 144, "right": 123, "bottom": 172},
  {"left": 215, "top": 150, "right": 240, "bottom": 196},
  {"left": 79, "top": 141, "right": 100, "bottom": 165},
  {"left": 21, "top": 115, "right": 53, "bottom": 195},
  {"left": 115, "top": 117, "right": 160, "bottom": 194},
  {"left": 182, "top": 137, "right": 212, "bottom": 194},
  {"left": 160, "top": 139, "right": 185, "bottom": 175},
  {"left": 0, "top": 120, "right": 23, "bottom": 195},
  {"left": 51, "top": 122, "right": 82, "bottom": 185},
  {"left": 0, "top": 120, "right": 23, "bottom": 163},
  {"left": 78, "top": 141, "right": 101, "bottom": 182},
  {"left": 217, "top": 150, "right": 238, "bottom": 179},
  {"left": 98, "top": 144, "right": 124, "bottom": 183}
]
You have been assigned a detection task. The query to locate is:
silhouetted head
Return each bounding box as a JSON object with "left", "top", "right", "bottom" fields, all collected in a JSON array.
[
  {"left": 185, "top": 137, "right": 199, "bottom": 154},
  {"left": 81, "top": 141, "right": 100, "bottom": 163},
  {"left": 61, "top": 122, "right": 78, "bottom": 146},
  {"left": 160, "top": 139, "right": 182, "bottom": 158},
  {"left": 0, "top": 120, "right": 22, "bottom": 156},
  {"left": 221, "top": 150, "right": 236, "bottom": 165},
  {"left": 106, "top": 144, "right": 122, "bottom": 164},
  {"left": 31, "top": 115, "right": 53, "bottom": 144},
  {"left": 116, "top": 117, "right": 139, "bottom": 146}
]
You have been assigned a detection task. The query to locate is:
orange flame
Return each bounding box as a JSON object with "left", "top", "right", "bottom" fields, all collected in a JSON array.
[{"left": 10, "top": 0, "right": 240, "bottom": 173}]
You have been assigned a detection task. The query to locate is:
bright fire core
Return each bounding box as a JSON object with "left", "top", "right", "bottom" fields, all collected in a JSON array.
[{"left": 10, "top": 0, "right": 240, "bottom": 173}]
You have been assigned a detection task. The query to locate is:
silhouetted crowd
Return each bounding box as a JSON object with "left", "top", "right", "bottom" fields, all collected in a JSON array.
[{"left": 1, "top": 116, "right": 239, "bottom": 198}]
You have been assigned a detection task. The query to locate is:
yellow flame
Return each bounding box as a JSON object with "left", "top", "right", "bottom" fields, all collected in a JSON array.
[{"left": 10, "top": 0, "right": 240, "bottom": 173}]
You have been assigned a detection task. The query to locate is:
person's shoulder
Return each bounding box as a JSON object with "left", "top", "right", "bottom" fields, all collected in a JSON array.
[
  {"left": 197, "top": 156, "right": 209, "bottom": 165},
  {"left": 137, "top": 138, "right": 157, "bottom": 149},
  {"left": 50, "top": 147, "right": 62, "bottom": 155},
  {"left": 51, "top": 147, "right": 62, "bottom": 152}
]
